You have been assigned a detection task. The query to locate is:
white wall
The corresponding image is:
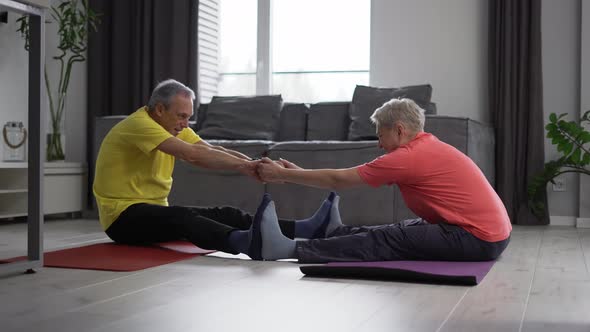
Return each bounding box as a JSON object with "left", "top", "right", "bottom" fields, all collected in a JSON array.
[
  {"left": 0, "top": 0, "right": 87, "bottom": 164},
  {"left": 370, "top": 0, "right": 488, "bottom": 122},
  {"left": 0, "top": 12, "right": 29, "bottom": 153},
  {"left": 542, "top": 0, "right": 581, "bottom": 221}
]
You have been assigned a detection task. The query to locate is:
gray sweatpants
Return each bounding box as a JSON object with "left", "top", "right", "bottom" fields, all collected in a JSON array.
[{"left": 295, "top": 218, "right": 510, "bottom": 263}]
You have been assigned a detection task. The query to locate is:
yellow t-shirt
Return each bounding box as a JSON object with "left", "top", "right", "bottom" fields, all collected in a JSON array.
[{"left": 93, "top": 107, "right": 201, "bottom": 230}]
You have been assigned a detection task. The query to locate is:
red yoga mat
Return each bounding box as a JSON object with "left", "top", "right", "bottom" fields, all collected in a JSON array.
[{"left": 0, "top": 241, "right": 215, "bottom": 272}]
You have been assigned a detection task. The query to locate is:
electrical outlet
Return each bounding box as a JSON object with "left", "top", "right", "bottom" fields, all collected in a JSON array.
[{"left": 552, "top": 177, "right": 567, "bottom": 192}]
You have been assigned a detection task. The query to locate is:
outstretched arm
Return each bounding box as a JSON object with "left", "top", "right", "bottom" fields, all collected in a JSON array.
[
  {"left": 257, "top": 157, "right": 366, "bottom": 190},
  {"left": 196, "top": 139, "right": 252, "bottom": 160},
  {"left": 157, "top": 137, "right": 260, "bottom": 179}
]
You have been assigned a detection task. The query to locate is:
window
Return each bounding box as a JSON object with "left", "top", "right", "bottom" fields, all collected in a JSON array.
[
  {"left": 217, "top": 0, "right": 257, "bottom": 97},
  {"left": 271, "top": 0, "right": 370, "bottom": 102},
  {"left": 199, "top": 0, "right": 370, "bottom": 103}
]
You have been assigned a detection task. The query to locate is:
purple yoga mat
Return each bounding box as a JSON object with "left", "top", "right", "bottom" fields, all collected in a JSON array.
[{"left": 300, "top": 260, "right": 496, "bottom": 285}]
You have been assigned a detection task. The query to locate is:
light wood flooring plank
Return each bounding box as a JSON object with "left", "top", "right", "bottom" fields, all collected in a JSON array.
[
  {"left": 521, "top": 227, "right": 590, "bottom": 332},
  {"left": 438, "top": 227, "right": 543, "bottom": 332}
]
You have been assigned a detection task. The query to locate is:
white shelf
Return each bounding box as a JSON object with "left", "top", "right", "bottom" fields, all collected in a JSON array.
[
  {"left": 0, "top": 162, "right": 28, "bottom": 168},
  {"left": 0, "top": 161, "right": 83, "bottom": 168},
  {"left": 0, "top": 163, "right": 87, "bottom": 219},
  {"left": 0, "top": 189, "right": 28, "bottom": 194}
]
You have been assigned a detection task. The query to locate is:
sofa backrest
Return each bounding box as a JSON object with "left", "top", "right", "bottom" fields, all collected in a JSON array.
[{"left": 193, "top": 99, "right": 437, "bottom": 142}]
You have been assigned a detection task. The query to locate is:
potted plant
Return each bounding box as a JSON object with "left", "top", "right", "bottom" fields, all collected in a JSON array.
[
  {"left": 528, "top": 110, "right": 590, "bottom": 217},
  {"left": 17, "top": 0, "right": 99, "bottom": 161}
]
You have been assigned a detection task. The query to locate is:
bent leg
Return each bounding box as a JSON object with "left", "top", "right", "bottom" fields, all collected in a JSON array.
[{"left": 296, "top": 221, "right": 508, "bottom": 263}]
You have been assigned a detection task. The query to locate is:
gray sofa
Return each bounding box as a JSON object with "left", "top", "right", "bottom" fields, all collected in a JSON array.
[{"left": 93, "top": 87, "right": 495, "bottom": 227}]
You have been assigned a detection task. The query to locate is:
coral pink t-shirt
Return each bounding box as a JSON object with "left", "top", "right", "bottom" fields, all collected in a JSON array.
[{"left": 356, "top": 132, "right": 511, "bottom": 242}]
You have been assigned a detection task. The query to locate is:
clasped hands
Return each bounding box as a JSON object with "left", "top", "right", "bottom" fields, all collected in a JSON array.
[{"left": 240, "top": 157, "right": 301, "bottom": 183}]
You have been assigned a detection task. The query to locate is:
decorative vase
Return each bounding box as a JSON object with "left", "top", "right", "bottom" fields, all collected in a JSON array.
[{"left": 46, "top": 91, "right": 66, "bottom": 161}]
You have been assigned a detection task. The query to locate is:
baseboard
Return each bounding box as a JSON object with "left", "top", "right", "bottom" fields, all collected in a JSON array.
[
  {"left": 82, "top": 209, "right": 99, "bottom": 220},
  {"left": 550, "top": 215, "right": 576, "bottom": 226},
  {"left": 577, "top": 218, "right": 590, "bottom": 228}
]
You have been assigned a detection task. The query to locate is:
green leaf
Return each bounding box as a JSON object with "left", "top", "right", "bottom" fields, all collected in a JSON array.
[
  {"left": 571, "top": 148, "right": 582, "bottom": 164},
  {"left": 582, "top": 152, "right": 590, "bottom": 166},
  {"left": 564, "top": 142, "right": 574, "bottom": 155},
  {"left": 550, "top": 113, "right": 557, "bottom": 123}
]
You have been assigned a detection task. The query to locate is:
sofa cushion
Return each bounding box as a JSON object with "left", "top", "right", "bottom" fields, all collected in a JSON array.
[
  {"left": 348, "top": 84, "right": 433, "bottom": 140},
  {"left": 307, "top": 102, "right": 350, "bottom": 141},
  {"left": 198, "top": 95, "right": 283, "bottom": 140},
  {"left": 424, "top": 102, "right": 437, "bottom": 115},
  {"left": 193, "top": 103, "right": 208, "bottom": 131},
  {"left": 277, "top": 103, "right": 308, "bottom": 141}
]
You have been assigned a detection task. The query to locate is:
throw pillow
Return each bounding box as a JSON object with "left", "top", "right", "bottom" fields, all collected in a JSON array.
[
  {"left": 348, "top": 84, "right": 433, "bottom": 140},
  {"left": 307, "top": 102, "right": 350, "bottom": 141},
  {"left": 198, "top": 95, "right": 283, "bottom": 140},
  {"left": 277, "top": 103, "right": 309, "bottom": 141}
]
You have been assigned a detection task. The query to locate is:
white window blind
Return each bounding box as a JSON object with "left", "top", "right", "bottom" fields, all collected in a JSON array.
[{"left": 198, "top": 0, "right": 220, "bottom": 103}]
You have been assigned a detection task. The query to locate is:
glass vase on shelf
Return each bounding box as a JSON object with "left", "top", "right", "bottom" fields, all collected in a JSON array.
[{"left": 46, "top": 91, "right": 66, "bottom": 161}]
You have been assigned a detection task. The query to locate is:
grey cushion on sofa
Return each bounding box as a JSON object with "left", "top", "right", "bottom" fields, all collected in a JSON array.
[
  {"left": 198, "top": 95, "right": 283, "bottom": 140},
  {"left": 277, "top": 103, "right": 308, "bottom": 141},
  {"left": 193, "top": 103, "right": 208, "bottom": 131},
  {"left": 307, "top": 102, "right": 350, "bottom": 141},
  {"left": 266, "top": 141, "right": 395, "bottom": 226},
  {"left": 348, "top": 84, "right": 433, "bottom": 140}
]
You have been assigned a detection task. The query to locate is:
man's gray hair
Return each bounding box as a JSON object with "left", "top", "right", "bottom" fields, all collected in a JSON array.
[
  {"left": 370, "top": 98, "right": 425, "bottom": 133},
  {"left": 147, "top": 79, "right": 196, "bottom": 111}
]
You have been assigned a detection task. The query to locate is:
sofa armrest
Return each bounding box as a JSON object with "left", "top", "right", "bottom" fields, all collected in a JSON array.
[{"left": 425, "top": 116, "right": 495, "bottom": 185}]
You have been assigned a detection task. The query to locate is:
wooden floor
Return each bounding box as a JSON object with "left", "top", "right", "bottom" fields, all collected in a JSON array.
[{"left": 0, "top": 219, "right": 589, "bottom": 332}]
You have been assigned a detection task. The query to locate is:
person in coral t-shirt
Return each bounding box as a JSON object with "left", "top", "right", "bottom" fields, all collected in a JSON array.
[{"left": 250, "top": 98, "right": 511, "bottom": 263}]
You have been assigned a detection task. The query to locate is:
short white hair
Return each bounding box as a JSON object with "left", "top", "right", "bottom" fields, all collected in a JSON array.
[
  {"left": 370, "top": 98, "right": 425, "bottom": 133},
  {"left": 147, "top": 79, "right": 195, "bottom": 112}
]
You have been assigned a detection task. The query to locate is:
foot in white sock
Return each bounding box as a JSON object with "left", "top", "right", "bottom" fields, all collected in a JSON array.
[
  {"left": 324, "top": 194, "right": 343, "bottom": 237},
  {"left": 259, "top": 199, "right": 296, "bottom": 261}
]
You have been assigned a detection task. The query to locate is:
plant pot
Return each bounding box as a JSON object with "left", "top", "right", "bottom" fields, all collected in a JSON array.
[{"left": 46, "top": 132, "right": 65, "bottom": 161}]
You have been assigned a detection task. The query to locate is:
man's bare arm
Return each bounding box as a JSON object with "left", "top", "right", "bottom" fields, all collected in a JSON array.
[
  {"left": 258, "top": 157, "right": 365, "bottom": 190},
  {"left": 196, "top": 140, "right": 252, "bottom": 160},
  {"left": 157, "top": 137, "right": 258, "bottom": 178}
]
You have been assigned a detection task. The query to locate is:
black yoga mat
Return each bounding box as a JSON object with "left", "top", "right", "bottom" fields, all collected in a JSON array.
[{"left": 300, "top": 260, "right": 495, "bottom": 285}]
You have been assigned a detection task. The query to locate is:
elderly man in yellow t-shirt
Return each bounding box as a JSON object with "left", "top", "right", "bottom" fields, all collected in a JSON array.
[{"left": 94, "top": 79, "right": 288, "bottom": 258}]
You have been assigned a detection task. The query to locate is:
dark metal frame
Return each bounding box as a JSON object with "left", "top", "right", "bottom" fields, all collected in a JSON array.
[{"left": 0, "top": 0, "right": 45, "bottom": 275}]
